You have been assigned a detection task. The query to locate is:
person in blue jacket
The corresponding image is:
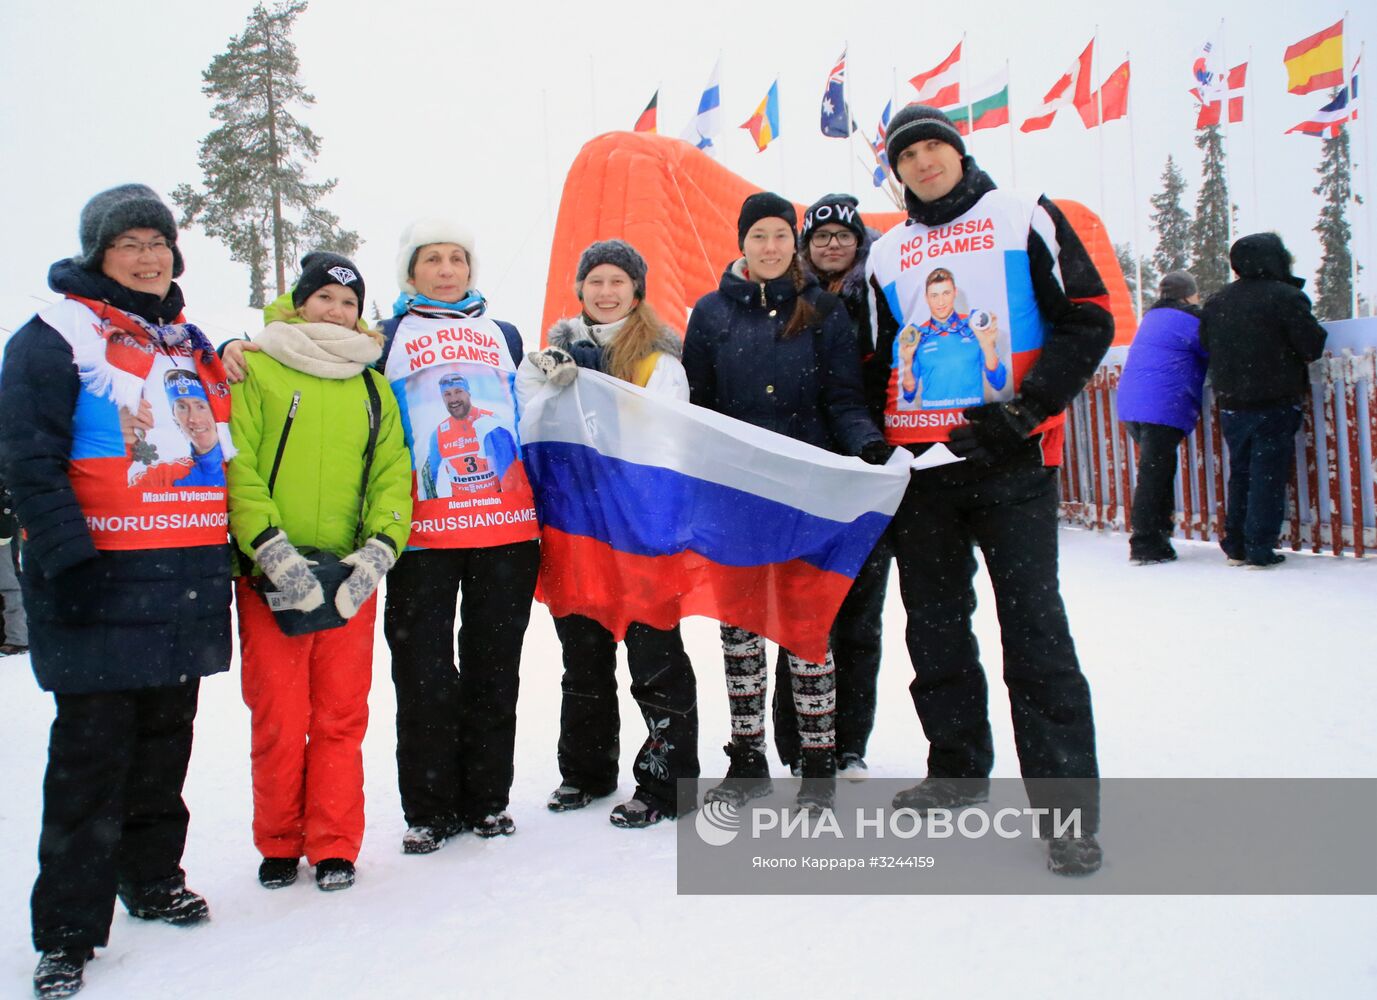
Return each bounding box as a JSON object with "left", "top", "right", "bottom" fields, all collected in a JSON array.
[{"left": 1115, "top": 270, "right": 1207, "bottom": 564}]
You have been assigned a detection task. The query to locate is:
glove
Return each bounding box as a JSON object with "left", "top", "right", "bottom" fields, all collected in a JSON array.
[
  {"left": 946, "top": 397, "right": 1047, "bottom": 466},
  {"left": 253, "top": 531, "right": 324, "bottom": 612},
  {"left": 859, "top": 441, "right": 895, "bottom": 466},
  {"left": 526, "top": 347, "right": 578, "bottom": 388},
  {"left": 335, "top": 537, "right": 397, "bottom": 619}
]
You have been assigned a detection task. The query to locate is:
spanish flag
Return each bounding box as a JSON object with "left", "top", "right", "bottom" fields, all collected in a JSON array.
[
  {"left": 741, "top": 79, "right": 781, "bottom": 152},
  {"left": 1285, "top": 19, "right": 1344, "bottom": 95}
]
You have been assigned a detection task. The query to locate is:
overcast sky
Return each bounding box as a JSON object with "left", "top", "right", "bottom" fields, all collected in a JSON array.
[{"left": 1, "top": 0, "right": 1370, "bottom": 342}]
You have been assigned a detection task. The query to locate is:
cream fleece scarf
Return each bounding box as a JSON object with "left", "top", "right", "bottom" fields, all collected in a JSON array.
[{"left": 255, "top": 321, "right": 384, "bottom": 380}]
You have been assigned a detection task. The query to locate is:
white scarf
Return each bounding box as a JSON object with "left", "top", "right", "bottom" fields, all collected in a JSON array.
[{"left": 255, "top": 321, "right": 383, "bottom": 380}]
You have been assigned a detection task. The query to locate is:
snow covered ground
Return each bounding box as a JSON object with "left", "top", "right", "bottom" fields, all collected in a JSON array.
[{"left": 2, "top": 529, "right": 1374, "bottom": 998}]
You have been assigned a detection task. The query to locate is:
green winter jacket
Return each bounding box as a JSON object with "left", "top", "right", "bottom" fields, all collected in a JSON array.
[{"left": 228, "top": 342, "right": 412, "bottom": 565}]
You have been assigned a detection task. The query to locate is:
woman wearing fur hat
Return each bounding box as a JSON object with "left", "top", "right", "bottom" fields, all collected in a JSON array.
[
  {"left": 0, "top": 184, "right": 232, "bottom": 998},
  {"left": 516, "top": 239, "right": 699, "bottom": 828},
  {"left": 228, "top": 252, "right": 412, "bottom": 893},
  {"left": 682, "top": 192, "right": 890, "bottom": 812},
  {"left": 768, "top": 194, "right": 893, "bottom": 783},
  {"left": 378, "top": 220, "right": 540, "bottom": 848}
]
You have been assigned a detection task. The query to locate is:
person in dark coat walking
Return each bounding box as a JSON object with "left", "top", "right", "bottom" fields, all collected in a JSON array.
[
  {"left": 866, "top": 106, "right": 1112, "bottom": 875},
  {"left": 770, "top": 193, "right": 891, "bottom": 781},
  {"left": 683, "top": 191, "right": 889, "bottom": 812},
  {"left": 0, "top": 184, "right": 231, "bottom": 998},
  {"left": 1200, "top": 233, "right": 1327, "bottom": 568},
  {"left": 1116, "top": 270, "right": 1207, "bottom": 564}
]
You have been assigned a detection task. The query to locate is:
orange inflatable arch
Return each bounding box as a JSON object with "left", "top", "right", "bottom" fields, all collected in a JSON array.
[{"left": 542, "top": 131, "right": 1136, "bottom": 346}]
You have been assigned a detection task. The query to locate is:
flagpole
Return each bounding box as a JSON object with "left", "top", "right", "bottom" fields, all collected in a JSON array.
[
  {"left": 1219, "top": 18, "right": 1234, "bottom": 246},
  {"left": 589, "top": 56, "right": 598, "bottom": 137},
  {"left": 540, "top": 88, "right": 555, "bottom": 222},
  {"left": 1249, "top": 45, "right": 1260, "bottom": 230},
  {"left": 1094, "top": 26, "right": 1107, "bottom": 220},
  {"left": 1007, "top": 59, "right": 1018, "bottom": 189},
  {"left": 845, "top": 41, "right": 857, "bottom": 195},
  {"left": 1127, "top": 50, "right": 1144, "bottom": 319},
  {"left": 1362, "top": 41, "right": 1375, "bottom": 315},
  {"left": 777, "top": 75, "right": 788, "bottom": 196},
  {"left": 961, "top": 32, "right": 973, "bottom": 159}
]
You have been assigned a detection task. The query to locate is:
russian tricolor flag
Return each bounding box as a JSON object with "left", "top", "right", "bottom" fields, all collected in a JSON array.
[{"left": 520, "top": 372, "right": 910, "bottom": 663}]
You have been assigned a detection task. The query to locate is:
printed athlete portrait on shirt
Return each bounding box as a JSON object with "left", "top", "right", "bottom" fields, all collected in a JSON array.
[
  {"left": 418, "top": 370, "right": 519, "bottom": 500},
  {"left": 894, "top": 266, "right": 1008, "bottom": 411}
]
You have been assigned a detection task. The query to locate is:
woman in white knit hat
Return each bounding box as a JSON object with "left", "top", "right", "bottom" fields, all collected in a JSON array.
[{"left": 375, "top": 219, "right": 540, "bottom": 849}]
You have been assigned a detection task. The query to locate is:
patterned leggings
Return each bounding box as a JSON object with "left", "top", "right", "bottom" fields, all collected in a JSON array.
[{"left": 720, "top": 625, "right": 836, "bottom": 752}]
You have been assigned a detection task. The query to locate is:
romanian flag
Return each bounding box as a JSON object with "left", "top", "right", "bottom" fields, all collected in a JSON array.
[
  {"left": 1285, "top": 19, "right": 1344, "bottom": 95},
  {"left": 948, "top": 69, "right": 1011, "bottom": 134},
  {"left": 520, "top": 371, "right": 909, "bottom": 664},
  {"left": 634, "top": 90, "right": 658, "bottom": 133},
  {"left": 741, "top": 79, "right": 781, "bottom": 152}
]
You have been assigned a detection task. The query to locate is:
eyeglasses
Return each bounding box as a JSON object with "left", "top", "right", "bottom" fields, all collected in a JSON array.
[
  {"left": 809, "top": 231, "right": 858, "bottom": 248},
  {"left": 107, "top": 237, "right": 172, "bottom": 255}
]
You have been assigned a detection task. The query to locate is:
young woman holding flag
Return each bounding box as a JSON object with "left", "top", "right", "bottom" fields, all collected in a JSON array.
[
  {"left": 518, "top": 239, "right": 699, "bottom": 829},
  {"left": 681, "top": 192, "right": 890, "bottom": 812}
]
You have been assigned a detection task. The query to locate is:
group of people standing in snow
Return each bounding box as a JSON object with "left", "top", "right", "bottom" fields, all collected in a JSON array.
[{"left": 2, "top": 99, "right": 1328, "bottom": 999}]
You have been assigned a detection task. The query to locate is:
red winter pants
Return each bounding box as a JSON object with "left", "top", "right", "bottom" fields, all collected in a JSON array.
[{"left": 236, "top": 580, "right": 375, "bottom": 864}]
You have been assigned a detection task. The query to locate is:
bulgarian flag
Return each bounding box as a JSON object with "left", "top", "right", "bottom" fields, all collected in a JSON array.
[
  {"left": 741, "top": 79, "right": 781, "bottom": 152},
  {"left": 1285, "top": 19, "right": 1344, "bottom": 95},
  {"left": 948, "top": 69, "right": 1010, "bottom": 134}
]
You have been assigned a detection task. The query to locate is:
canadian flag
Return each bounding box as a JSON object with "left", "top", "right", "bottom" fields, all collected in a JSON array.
[
  {"left": 1192, "top": 62, "right": 1248, "bottom": 128},
  {"left": 1021, "top": 40, "right": 1095, "bottom": 132}
]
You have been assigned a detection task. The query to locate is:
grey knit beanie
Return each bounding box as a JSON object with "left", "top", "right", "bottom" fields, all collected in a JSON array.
[
  {"left": 1158, "top": 270, "right": 1198, "bottom": 301},
  {"left": 576, "top": 239, "right": 648, "bottom": 299},
  {"left": 78, "top": 183, "right": 184, "bottom": 278}
]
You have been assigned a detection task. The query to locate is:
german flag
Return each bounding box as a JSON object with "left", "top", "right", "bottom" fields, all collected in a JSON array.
[
  {"left": 1285, "top": 19, "right": 1344, "bottom": 95},
  {"left": 634, "top": 91, "right": 658, "bottom": 133}
]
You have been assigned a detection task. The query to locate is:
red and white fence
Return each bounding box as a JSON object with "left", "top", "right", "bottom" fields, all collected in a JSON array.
[{"left": 1059, "top": 349, "right": 1377, "bottom": 558}]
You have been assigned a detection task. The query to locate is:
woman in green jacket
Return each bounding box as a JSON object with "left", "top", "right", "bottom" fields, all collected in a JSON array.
[{"left": 228, "top": 253, "right": 412, "bottom": 893}]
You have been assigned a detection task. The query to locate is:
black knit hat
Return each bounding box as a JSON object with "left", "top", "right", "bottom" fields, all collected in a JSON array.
[
  {"left": 800, "top": 193, "right": 865, "bottom": 248},
  {"left": 78, "top": 183, "right": 184, "bottom": 278},
  {"left": 885, "top": 104, "right": 967, "bottom": 168},
  {"left": 737, "top": 192, "right": 798, "bottom": 248},
  {"left": 292, "top": 252, "right": 365, "bottom": 312},
  {"left": 576, "top": 239, "right": 648, "bottom": 299}
]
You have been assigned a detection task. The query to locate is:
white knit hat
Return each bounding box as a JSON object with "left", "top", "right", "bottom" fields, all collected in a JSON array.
[{"left": 395, "top": 218, "right": 477, "bottom": 294}]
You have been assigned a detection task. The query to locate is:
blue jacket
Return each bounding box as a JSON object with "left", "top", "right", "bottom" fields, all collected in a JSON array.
[
  {"left": 682, "top": 263, "right": 883, "bottom": 455},
  {"left": 1116, "top": 300, "right": 1208, "bottom": 433},
  {"left": 0, "top": 261, "right": 230, "bottom": 693}
]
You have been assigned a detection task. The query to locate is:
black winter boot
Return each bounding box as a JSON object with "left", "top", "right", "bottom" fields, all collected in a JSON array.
[
  {"left": 33, "top": 947, "right": 93, "bottom": 998},
  {"left": 117, "top": 873, "right": 209, "bottom": 926},
  {"left": 796, "top": 748, "right": 837, "bottom": 811},
  {"left": 703, "top": 741, "right": 773, "bottom": 807}
]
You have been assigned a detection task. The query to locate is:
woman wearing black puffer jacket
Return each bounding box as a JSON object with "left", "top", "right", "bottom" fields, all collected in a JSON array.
[{"left": 682, "top": 191, "right": 887, "bottom": 812}]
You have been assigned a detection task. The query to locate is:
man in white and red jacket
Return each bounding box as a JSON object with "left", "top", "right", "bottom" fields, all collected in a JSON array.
[{"left": 866, "top": 105, "right": 1113, "bottom": 875}]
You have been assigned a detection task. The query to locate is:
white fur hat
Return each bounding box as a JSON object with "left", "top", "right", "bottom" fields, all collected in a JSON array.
[{"left": 395, "top": 218, "right": 477, "bottom": 294}]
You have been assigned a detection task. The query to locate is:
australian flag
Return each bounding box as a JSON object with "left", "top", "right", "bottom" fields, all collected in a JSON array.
[{"left": 820, "top": 48, "right": 853, "bottom": 137}]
